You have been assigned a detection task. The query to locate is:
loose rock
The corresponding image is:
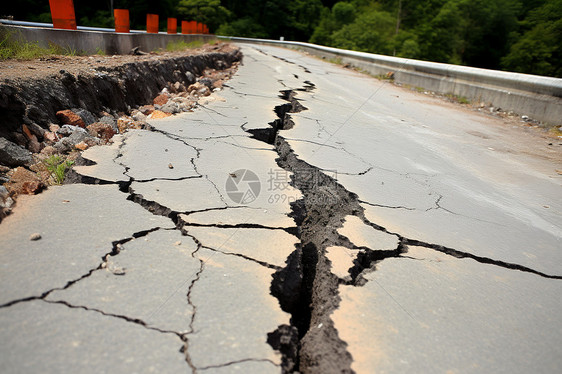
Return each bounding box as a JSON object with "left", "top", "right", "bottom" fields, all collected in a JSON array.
[
  {"left": 153, "top": 93, "right": 169, "bottom": 106},
  {"left": 117, "top": 117, "right": 145, "bottom": 133},
  {"left": 87, "top": 122, "right": 116, "bottom": 142},
  {"left": 54, "top": 127, "right": 89, "bottom": 153},
  {"left": 44, "top": 131, "right": 58, "bottom": 143},
  {"left": 57, "top": 125, "right": 82, "bottom": 137},
  {"left": 74, "top": 141, "right": 89, "bottom": 151},
  {"left": 27, "top": 137, "right": 42, "bottom": 153},
  {"left": 29, "top": 233, "right": 42, "bottom": 241},
  {"left": 5, "top": 167, "right": 44, "bottom": 195},
  {"left": 149, "top": 110, "right": 172, "bottom": 119},
  {"left": 0, "top": 138, "right": 33, "bottom": 167},
  {"left": 138, "top": 105, "right": 155, "bottom": 115},
  {"left": 188, "top": 82, "right": 211, "bottom": 96},
  {"left": 40, "top": 145, "right": 57, "bottom": 156},
  {"left": 21, "top": 125, "right": 35, "bottom": 141},
  {"left": 131, "top": 111, "right": 147, "bottom": 122},
  {"left": 56, "top": 109, "right": 86, "bottom": 128},
  {"left": 26, "top": 123, "right": 46, "bottom": 138},
  {"left": 160, "top": 102, "right": 180, "bottom": 114},
  {"left": 199, "top": 77, "right": 213, "bottom": 89},
  {"left": 73, "top": 108, "right": 96, "bottom": 126}
]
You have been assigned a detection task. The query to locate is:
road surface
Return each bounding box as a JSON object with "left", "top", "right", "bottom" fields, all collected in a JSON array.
[{"left": 1, "top": 44, "right": 561, "bottom": 373}]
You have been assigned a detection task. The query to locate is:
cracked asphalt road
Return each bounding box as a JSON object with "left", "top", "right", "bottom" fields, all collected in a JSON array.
[{"left": 1, "top": 45, "right": 561, "bottom": 373}]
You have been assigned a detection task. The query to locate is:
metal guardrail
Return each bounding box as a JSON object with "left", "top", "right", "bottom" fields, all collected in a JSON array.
[
  {"left": 222, "top": 36, "right": 562, "bottom": 98},
  {"left": 0, "top": 19, "right": 162, "bottom": 34}
]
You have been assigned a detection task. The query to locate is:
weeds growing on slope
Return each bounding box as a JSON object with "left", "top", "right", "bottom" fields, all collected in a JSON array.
[
  {"left": 0, "top": 27, "right": 82, "bottom": 60},
  {"left": 44, "top": 155, "right": 74, "bottom": 185}
]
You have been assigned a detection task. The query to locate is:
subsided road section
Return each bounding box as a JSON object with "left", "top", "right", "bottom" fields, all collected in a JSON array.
[{"left": 1, "top": 45, "right": 561, "bottom": 373}]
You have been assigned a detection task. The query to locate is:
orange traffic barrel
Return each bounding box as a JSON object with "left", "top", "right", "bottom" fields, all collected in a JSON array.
[
  {"left": 181, "top": 20, "right": 189, "bottom": 34},
  {"left": 196, "top": 22, "right": 203, "bottom": 34},
  {"left": 147, "top": 14, "right": 159, "bottom": 34},
  {"left": 185, "top": 21, "right": 197, "bottom": 34},
  {"left": 114, "top": 9, "right": 130, "bottom": 33},
  {"left": 167, "top": 18, "right": 177, "bottom": 34},
  {"left": 203, "top": 24, "right": 209, "bottom": 34},
  {"left": 48, "top": 0, "right": 77, "bottom": 30}
]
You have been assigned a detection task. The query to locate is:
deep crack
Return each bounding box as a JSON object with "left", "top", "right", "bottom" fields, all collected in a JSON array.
[
  {"left": 244, "top": 82, "right": 354, "bottom": 373},
  {"left": 241, "top": 59, "right": 562, "bottom": 373}
]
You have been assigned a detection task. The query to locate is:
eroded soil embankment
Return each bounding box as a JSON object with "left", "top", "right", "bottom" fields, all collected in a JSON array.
[
  {"left": 0, "top": 44, "right": 242, "bottom": 222},
  {"left": 0, "top": 46, "right": 242, "bottom": 140}
]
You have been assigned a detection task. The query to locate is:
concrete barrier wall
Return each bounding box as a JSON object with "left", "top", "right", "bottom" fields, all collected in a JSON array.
[
  {"left": 224, "top": 37, "right": 562, "bottom": 126},
  {"left": 2, "top": 24, "right": 216, "bottom": 55}
]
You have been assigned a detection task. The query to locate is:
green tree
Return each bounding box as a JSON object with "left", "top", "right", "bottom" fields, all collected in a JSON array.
[
  {"left": 216, "top": 17, "right": 267, "bottom": 38},
  {"left": 177, "top": 0, "right": 230, "bottom": 30},
  {"left": 416, "top": 0, "right": 521, "bottom": 67},
  {"left": 331, "top": 9, "right": 396, "bottom": 54},
  {"left": 332, "top": 1, "right": 356, "bottom": 24},
  {"left": 502, "top": 0, "right": 562, "bottom": 77},
  {"left": 310, "top": 2, "right": 356, "bottom": 45},
  {"left": 288, "top": 0, "right": 324, "bottom": 40}
]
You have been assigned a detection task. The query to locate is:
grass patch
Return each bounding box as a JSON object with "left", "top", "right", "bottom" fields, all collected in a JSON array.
[
  {"left": 43, "top": 155, "right": 74, "bottom": 185},
  {"left": 445, "top": 93, "right": 470, "bottom": 104},
  {"left": 166, "top": 39, "right": 205, "bottom": 51},
  {"left": 326, "top": 56, "right": 343, "bottom": 65},
  {"left": 373, "top": 73, "right": 395, "bottom": 81},
  {"left": 548, "top": 126, "right": 562, "bottom": 138},
  {"left": 458, "top": 96, "right": 470, "bottom": 104},
  {"left": 0, "top": 34, "right": 51, "bottom": 60},
  {"left": 0, "top": 27, "right": 83, "bottom": 60},
  {"left": 47, "top": 42, "right": 79, "bottom": 56}
]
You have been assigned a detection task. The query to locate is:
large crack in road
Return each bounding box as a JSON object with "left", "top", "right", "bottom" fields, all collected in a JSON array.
[
  {"left": 2, "top": 45, "right": 561, "bottom": 373},
  {"left": 60, "top": 53, "right": 561, "bottom": 374},
  {"left": 242, "top": 65, "right": 562, "bottom": 372}
]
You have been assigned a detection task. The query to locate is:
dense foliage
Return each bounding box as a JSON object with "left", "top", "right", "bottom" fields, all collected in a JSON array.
[
  {"left": 308, "top": 0, "right": 561, "bottom": 77},
  {"left": 2, "top": 0, "right": 560, "bottom": 77}
]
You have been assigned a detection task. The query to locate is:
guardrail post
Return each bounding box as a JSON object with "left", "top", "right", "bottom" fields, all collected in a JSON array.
[
  {"left": 114, "top": 9, "right": 129, "bottom": 33},
  {"left": 48, "top": 0, "right": 77, "bottom": 30},
  {"left": 146, "top": 14, "right": 159, "bottom": 34},
  {"left": 167, "top": 18, "right": 177, "bottom": 34}
]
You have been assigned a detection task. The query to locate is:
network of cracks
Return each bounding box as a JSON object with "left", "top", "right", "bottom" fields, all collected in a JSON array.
[{"left": 2, "top": 48, "right": 560, "bottom": 374}]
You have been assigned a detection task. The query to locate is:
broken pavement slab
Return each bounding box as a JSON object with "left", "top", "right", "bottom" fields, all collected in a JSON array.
[
  {"left": 186, "top": 226, "right": 298, "bottom": 268},
  {"left": 118, "top": 130, "right": 199, "bottom": 181},
  {"left": 0, "top": 184, "right": 173, "bottom": 306},
  {"left": 325, "top": 246, "right": 356, "bottom": 279},
  {"left": 0, "top": 300, "right": 187, "bottom": 373},
  {"left": 46, "top": 230, "right": 200, "bottom": 333},
  {"left": 332, "top": 245, "right": 562, "bottom": 374},
  {"left": 338, "top": 215, "right": 399, "bottom": 250},
  {"left": 130, "top": 178, "right": 227, "bottom": 213},
  {"left": 189, "top": 247, "right": 288, "bottom": 371},
  {"left": 180, "top": 206, "right": 295, "bottom": 228},
  {"left": 72, "top": 135, "right": 128, "bottom": 183}
]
